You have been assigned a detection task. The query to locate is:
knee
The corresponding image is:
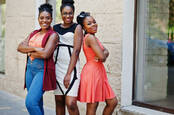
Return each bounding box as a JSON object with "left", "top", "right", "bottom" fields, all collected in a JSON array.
[
  {"left": 25, "top": 95, "right": 40, "bottom": 109},
  {"left": 113, "top": 98, "right": 118, "bottom": 108},
  {"left": 66, "top": 100, "right": 77, "bottom": 111},
  {"left": 25, "top": 97, "right": 33, "bottom": 109},
  {"left": 55, "top": 96, "right": 65, "bottom": 106},
  {"left": 107, "top": 97, "right": 118, "bottom": 108}
]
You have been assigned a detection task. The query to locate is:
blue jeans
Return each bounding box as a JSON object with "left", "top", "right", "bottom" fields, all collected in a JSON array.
[{"left": 25, "top": 58, "right": 45, "bottom": 115}]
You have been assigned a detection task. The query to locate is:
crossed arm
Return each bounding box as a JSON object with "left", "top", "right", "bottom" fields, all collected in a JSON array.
[
  {"left": 85, "top": 34, "right": 109, "bottom": 62},
  {"left": 17, "top": 33, "right": 59, "bottom": 59}
]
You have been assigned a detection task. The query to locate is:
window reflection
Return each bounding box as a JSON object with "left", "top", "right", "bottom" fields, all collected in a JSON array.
[{"left": 135, "top": 0, "right": 174, "bottom": 111}]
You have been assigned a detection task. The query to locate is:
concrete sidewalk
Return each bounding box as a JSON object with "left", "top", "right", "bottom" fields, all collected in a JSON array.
[{"left": 0, "top": 90, "right": 55, "bottom": 115}]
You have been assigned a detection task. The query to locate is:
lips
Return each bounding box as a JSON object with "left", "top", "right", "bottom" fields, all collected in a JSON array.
[
  {"left": 92, "top": 27, "right": 97, "bottom": 31},
  {"left": 42, "top": 23, "right": 48, "bottom": 27},
  {"left": 66, "top": 18, "right": 71, "bottom": 22}
]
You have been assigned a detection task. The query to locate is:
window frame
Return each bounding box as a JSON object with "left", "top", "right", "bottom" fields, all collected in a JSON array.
[
  {"left": 0, "top": 1, "right": 5, "bottom": 74},
  {"left": 132, "top": 0, "right": 174, "bottom": 114}
]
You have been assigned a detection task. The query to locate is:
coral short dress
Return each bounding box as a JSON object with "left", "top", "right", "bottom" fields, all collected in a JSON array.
[{"left": 78, "top": 34, "right": 115, "bottom": 103}]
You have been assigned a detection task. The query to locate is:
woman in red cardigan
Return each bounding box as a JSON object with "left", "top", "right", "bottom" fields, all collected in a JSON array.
[{"left": 17, "top": 3, "right": 58, "bottom": 115}]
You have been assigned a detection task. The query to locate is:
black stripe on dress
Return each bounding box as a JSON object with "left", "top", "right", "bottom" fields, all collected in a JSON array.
[
  {"left": 54, "top": 44, "right": 77, "bottom": 96},
  {"left": 65, "top": 47, "right": 77, "bottom": 95}
]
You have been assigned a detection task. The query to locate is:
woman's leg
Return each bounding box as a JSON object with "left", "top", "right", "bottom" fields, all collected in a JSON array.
[
  {"left": 25, "top": 71, "right": 45, "bottom": 115},
  {"left": 86, "top": 102, "right": 99, "bottom": 115},
  {"left": 55, "top": 95, "right": 65, "bottom": 115},
  {"left": 66, "top": 96, "right": 79, "bottom": 115},
  {"left": 25, "top": 66, "right": 34, "bottom": 91},
  {"left": 103, "top": 97, "right": 117, "bottom": 115}
]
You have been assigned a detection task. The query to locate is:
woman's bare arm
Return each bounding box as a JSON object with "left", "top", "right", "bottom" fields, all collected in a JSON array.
[
  {"left": 17, "top": 35, "right": 36, "bottom": 54},
  {"left": 64, "top": 25, "right": 83, "bottom": 88},
  {"left": 103, "top": 46, "right": 109, "bottom": 58}
]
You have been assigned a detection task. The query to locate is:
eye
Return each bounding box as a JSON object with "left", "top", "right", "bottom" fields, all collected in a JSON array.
[
  {"left": 46, "top": 16, "right": 51, "bottom": 20},
  {"left": 39, "top": 16, "right": 44, "bottom": 20},
  {"left": 87, "top": 22, "right": 92, "bottom": 25},
  {"left": 69, "top": 12, "right": 73, "bottom": 16},
  {"left": 62, "top": 12, "right": 68, "bottom": 16},
  {"left": 62, "top": 12, "right": 73, "bottom": 16}
]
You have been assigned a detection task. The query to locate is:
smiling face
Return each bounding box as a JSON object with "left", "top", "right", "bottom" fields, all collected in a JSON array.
[
  {"left": 61, "top": 6, "right": 74, "bottom": 25},
  {"left": 83, "top": 16, "right": 98, "bottom": 34},
  {"left": 38, "top": 11, "right": 52, "bottom": 30}
]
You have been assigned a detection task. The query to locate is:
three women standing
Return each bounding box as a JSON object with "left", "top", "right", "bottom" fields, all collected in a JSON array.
[
  {"left": 53, "top": 0, "right": 83, "bottom": 115},
  {"left": 18, "top": 1, "right": 117, "bottom": 115}
]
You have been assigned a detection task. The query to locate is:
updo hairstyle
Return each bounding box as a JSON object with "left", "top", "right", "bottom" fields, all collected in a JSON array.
[
  {"left": 38, "top": 3, "right": 53, "bottom": 17},
  {"left": 60, "top": 0, "right": 75, "bottom": 12},
  {"left": 76, "top": 11, "right": 90, "bottom": 27}
]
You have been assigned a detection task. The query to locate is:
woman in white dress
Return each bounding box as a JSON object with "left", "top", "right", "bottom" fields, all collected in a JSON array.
[{"left": 53, "top": 0, "right": 83, "bottom": 115}]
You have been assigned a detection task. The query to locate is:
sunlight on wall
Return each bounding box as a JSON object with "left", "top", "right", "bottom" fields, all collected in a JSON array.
[{"left": 56, "top": 0, "right": 62, "bottom": 24}]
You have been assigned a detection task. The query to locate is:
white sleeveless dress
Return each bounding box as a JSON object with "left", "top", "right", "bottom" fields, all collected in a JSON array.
[{"left": 53, "top": 23, "right": 80, "bottom": 96}]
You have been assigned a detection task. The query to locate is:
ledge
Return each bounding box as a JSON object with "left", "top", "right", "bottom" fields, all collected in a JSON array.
[{"left": 120, "top": 105, "right": 172, "bottom": 115}]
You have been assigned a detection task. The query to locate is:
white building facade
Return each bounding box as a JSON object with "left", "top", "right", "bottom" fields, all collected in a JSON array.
[{"left": 0, "top": 0, "right": 173, "bottom": 114}]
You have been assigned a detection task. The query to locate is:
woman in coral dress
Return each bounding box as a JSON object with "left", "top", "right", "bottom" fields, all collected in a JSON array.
[{"left": 77, "top": 12, "right": 118, "bottom": 115}]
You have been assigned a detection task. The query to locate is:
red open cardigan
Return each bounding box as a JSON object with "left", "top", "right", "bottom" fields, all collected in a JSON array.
[{"left": 24, "top": 28, "right": 57, "bottom": 91}]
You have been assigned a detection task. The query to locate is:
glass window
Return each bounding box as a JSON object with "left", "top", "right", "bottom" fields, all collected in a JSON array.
[
  {"left": 0, "top": 0, "right": 5, "bottom": 73},
  {"left": 134, "top": 0, "right": 174, "bottom": 113}
]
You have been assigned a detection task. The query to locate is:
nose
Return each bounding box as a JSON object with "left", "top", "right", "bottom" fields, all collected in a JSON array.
[
  {"left": 42, "top": 18, "right": 47, "bottom": 22},
  {"left": 66, "top": 14, "right": 70, "bottom": 18},
  {"left": 43, "top": 19, "right": 46, "bottom": 22}
]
